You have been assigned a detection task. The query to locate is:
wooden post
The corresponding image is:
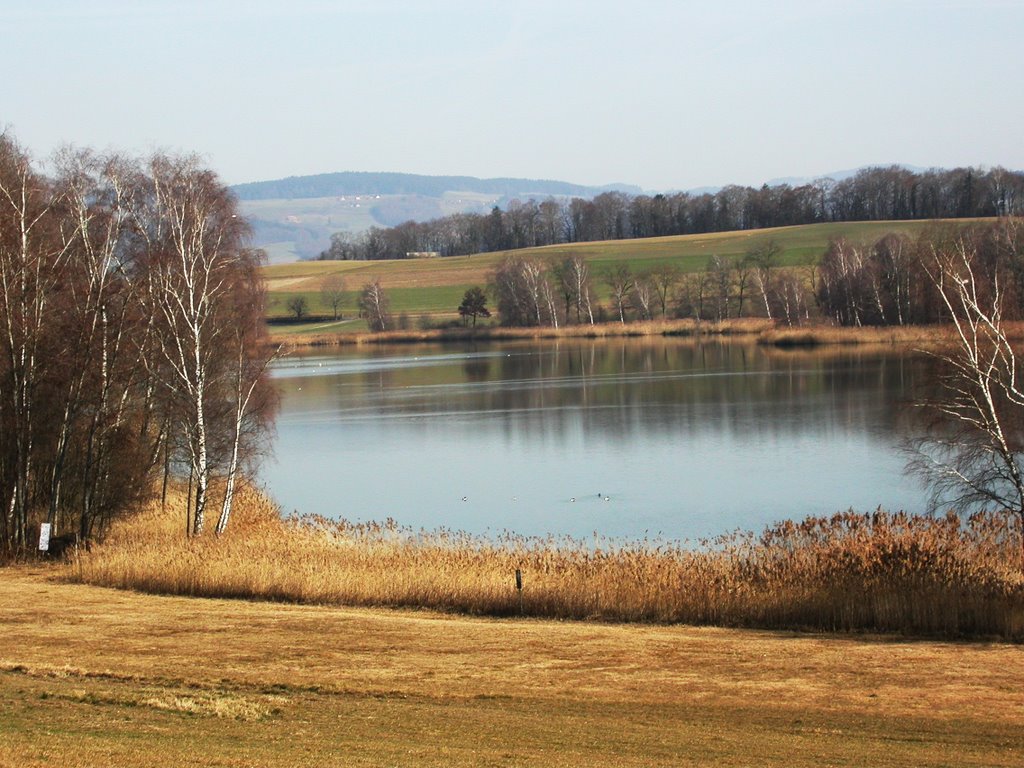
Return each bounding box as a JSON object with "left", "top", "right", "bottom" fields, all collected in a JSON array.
[{"left": 515, "top": 568, "right": 523, "bottom": 615}]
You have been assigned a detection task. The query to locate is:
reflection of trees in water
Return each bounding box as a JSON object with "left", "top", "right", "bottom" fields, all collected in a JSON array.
[
  {"left": 304, "top": 340, "right": 932, "bottom": 443},
  {"left": 487, "top": 342, "right": 922, "bottom": 442},
  {"left": 462, "top": 355, "right": 492, "bottom": 382}
]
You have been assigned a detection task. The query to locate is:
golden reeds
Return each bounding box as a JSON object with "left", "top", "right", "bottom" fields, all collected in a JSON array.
[
  {"left": 71, "top": 485, "right": 1024, "bottom": 639},
  {"left": 757, "top": 321, "right": 1024, "bottom": 348},
  {"left": 277, "top": 319, "right": 1024, "bottom": 351},
  {"left": 277, "top": 318, "right": 774, "bottom": 348}
]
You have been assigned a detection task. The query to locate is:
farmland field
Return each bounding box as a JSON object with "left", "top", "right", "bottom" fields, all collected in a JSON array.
[{"left": 262, "top": 220, "right": 981, "bottom": 327}]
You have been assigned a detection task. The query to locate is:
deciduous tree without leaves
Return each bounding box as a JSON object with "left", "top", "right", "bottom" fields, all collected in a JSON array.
[{"left": 358, "top": 279, "right": 391, "bottom": 332}]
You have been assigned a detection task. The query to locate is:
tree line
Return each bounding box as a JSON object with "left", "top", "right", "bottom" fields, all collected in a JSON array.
[
  {"left": 0, "top": 133, "right": 275, "bottom": 554},
  {"left": 817, "top": 220, "right": 1024, "bottom": 327},
  {"left": 482, "top": 240, "right": 809, "bottom": 328},
  {"left": 319, "top": 165, "right": 1024, "bottom": 261},
  {"left": 417, "top": 220, "right": 1011, "bottom": 330}
]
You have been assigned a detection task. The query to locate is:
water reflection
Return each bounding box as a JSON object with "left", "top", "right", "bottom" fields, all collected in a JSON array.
[{"left": 264, "top": 340, "right": 932, "bottom": 541}]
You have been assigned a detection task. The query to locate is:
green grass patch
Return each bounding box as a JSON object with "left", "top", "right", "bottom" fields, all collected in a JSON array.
[
  {"left": 263, "top": 220, "right": 992, "bottom": 322},
  {"left": 387, "top": 284, "right": 471, "bottom": 313},
  {"left": 266, "top": 284, "right": 472, "bottom": 324}
]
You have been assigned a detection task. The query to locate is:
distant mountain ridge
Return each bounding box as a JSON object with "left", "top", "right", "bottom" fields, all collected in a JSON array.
[{"left": 231, "top": 171, "right": 642, "bottom": 201}]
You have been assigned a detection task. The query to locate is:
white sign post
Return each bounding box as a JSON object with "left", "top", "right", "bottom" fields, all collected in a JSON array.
[{"left": 38, "top": 523, "right": 51, "bottom": 552}]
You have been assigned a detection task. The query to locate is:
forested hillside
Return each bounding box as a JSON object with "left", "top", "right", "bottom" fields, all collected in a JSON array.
[
  {"left": 317, "top": 165, "right": 1024, "bottom": 261},
  {"left": 234, "top": 166, "right": 1023, "bottom": 263},
  {"left": 232, "top": 173, "right": 641, "bottom": 261}
]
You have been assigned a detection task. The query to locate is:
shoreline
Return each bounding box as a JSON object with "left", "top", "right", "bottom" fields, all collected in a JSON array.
[{"left": 269, "top": 318, "right": 989, "bottom": 350}]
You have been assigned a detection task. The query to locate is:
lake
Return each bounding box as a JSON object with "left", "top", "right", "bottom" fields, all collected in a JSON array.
[{"left": 263, "top": 339, "right": 934, "bottom": 542}]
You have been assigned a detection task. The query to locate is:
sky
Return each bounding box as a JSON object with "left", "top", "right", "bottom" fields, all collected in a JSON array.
[{"left": 2, "top": 0, "right": 1023, "bottom": 192}]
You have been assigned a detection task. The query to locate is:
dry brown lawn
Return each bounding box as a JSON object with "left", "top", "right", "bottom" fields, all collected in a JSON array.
[{"left": 1, "top": 565, "right": 1021, "bottom": 767}]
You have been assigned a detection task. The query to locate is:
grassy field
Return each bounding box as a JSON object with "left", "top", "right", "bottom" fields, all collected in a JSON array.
[
  {"left": 2, "top": 562, "right": 1022, "bottom": 767},
  {"left": 4, "top": 482, "right": 1023, "bottom": 765},
  {"left": 262, "top": 219, "right": 980, "bottom": 330}
]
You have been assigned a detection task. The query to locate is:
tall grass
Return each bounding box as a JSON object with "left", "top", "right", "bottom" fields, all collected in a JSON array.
[{"left": 72, "top": 485, "right": 1024, "bottom": 638}]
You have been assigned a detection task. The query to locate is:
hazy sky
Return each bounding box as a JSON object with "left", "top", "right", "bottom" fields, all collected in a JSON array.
[{"left": 3, "top": 0, "right": 1022, "bottom": 191}]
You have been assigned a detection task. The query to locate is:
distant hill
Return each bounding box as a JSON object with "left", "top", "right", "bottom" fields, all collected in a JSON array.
[
  {"left": 235, "top": 165, "right": 1014, "bottom": 264},
  {"left": 232, "top": 171, "right": 641, "bottom": 202},
  {"left": 232, "top": 172, "right": 642, "bottom": 263}
]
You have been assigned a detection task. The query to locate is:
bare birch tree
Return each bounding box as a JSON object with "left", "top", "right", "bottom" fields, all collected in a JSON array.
[
  {"left": 520, "top": 259, "right": 558, "bottom": 328},
  {"left": 0, "top": 135, "right": 71, "bottom": 548},
  {"left": 630, "top": 273, "right": 656, "bottom": 321},
  {"left": 215, "top": 295, "right": 278, "bottom": 535},
  {"left": 490, "top": 256, "right": 558, "bottom": 327},
  {"left": 47, "top": 149, "right": 155, "bottom": 540},
  {"left": 750, "top": 240, "right": 780, "bottom": 320},
  {"left": 0, "top": 134, "right": 276, "bottom": 552},
  {"left": 140, "top": 154, "right": 256, "bottom": 536},
  {"left": 705, "top": 255, "right": 733, "bottom": 321},
  {"left": 358, "top": 278, "right": 391, "bottom": 332},
  {"left": 553, "top": 256, "right": 595, "bottom": 325},
  {"left": 909, "top": 222, "right": 1024, "bottom": 563},
  {"left": 605, "top": 266, "right": 634, "bottom": 324}
]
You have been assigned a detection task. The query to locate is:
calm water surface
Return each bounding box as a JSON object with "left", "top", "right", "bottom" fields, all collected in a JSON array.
[{"left": 263, "top": 339, "right": 932, "bottom": 541}]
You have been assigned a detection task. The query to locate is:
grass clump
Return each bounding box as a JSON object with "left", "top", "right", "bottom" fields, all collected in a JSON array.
[{"left": 71, "top": 486, "right": 1024, "bottom": 639}]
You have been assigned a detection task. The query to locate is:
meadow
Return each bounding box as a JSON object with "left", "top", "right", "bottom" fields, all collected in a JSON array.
[
  {"left": 262, "top": 220, "right": 956, "bottom": 329},
  {"left": 5, "top": 563, "right": 1023, "bottom": 767},
  {"left": 3, "top": 485, "right": 1022, "bottom": 766}
]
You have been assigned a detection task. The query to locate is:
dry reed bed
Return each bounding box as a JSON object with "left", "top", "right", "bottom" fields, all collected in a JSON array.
[
  {"left": 759, "top": 321, "right": 1024, "bottom": 348},
  {"left": 758, "top": 324, "right": 956, "bottom": 348},
  {"left": 71, "top": 485, "right": 1024, "bottom": 639},
  {"left": 276, "top": 319, "right": 1024, "bottom": 352},
  {"left": 278, "top": 318, "right": 773, "bottom": 348}
]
